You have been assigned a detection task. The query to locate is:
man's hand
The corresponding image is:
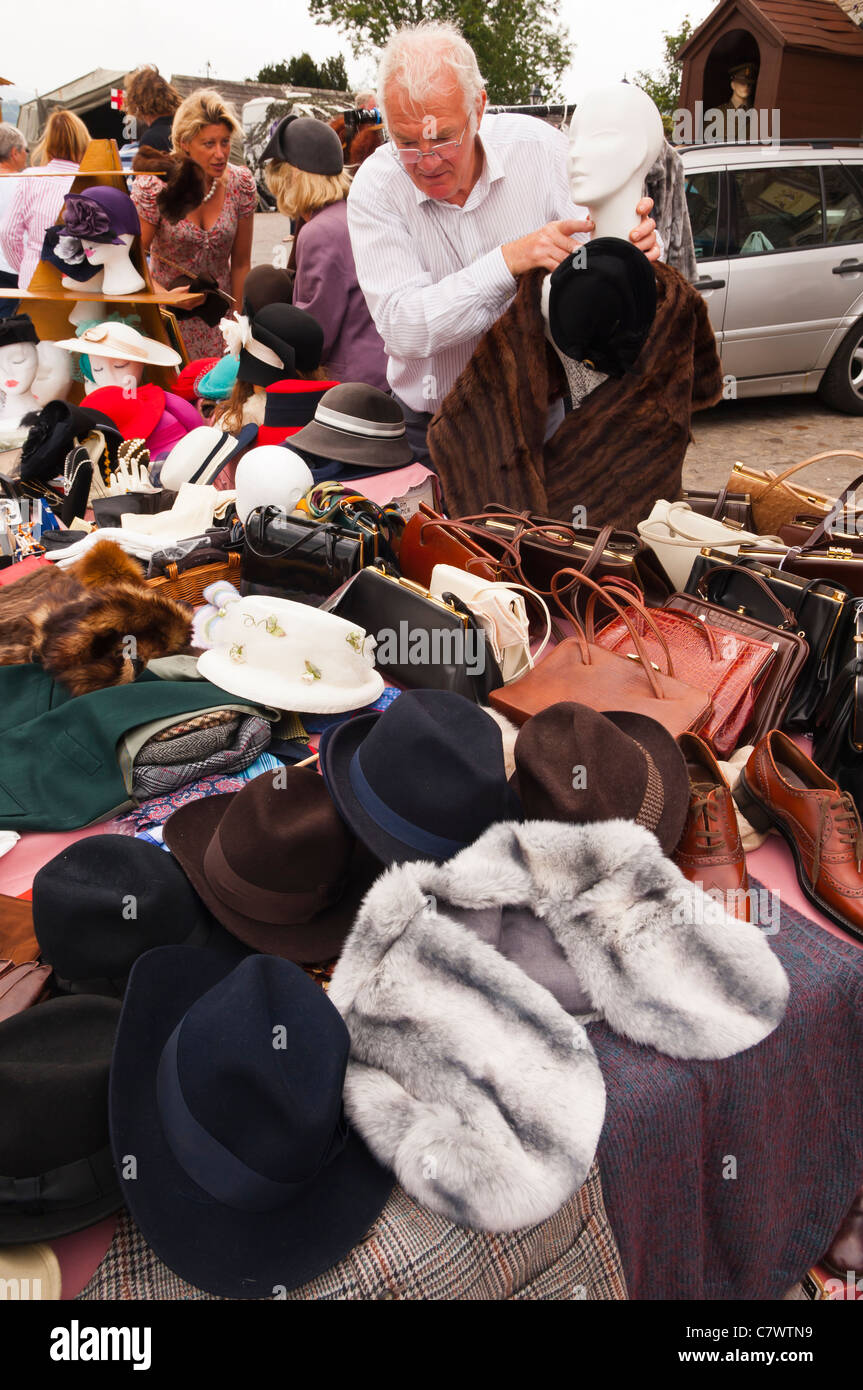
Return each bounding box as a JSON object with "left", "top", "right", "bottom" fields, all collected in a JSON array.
[
  {"left": 502, "top": 218, "right": 595, "bottom": 275},
  {"left": 630, "top": 196, "right": 659, "bottom": 262}
]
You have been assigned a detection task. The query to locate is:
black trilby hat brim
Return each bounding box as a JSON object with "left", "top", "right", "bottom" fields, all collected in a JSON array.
[
  {"left": 0, "top": 1176, "right": 122, "bottom": 1246},
  {"left": 288, "top": 418, "right": 413, "bottom": 470},
  {"left": 163, "top": 790, "right": 380, "bottom": 962},
  {"left": 109, "top": 945, "right": 394, "bottom": 1298}
]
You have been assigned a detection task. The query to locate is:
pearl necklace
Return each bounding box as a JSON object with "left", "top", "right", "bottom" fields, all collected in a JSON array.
[{"left": 200, "top": 175, "right": 221, "bottom": 205}]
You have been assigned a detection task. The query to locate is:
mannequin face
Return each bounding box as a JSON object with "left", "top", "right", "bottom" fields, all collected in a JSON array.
[
  {"left": 731, "top": 78, "right": 753, "bottom": 103},
  {"left": 79, "top": 233, "right": 135, "bottom": 268},
  {"left": 0, "top": 341, "right": 38, "bottom": 395},
  {"left": 85, "top": 356, "right": 146, "bottom": 394},
  {"left": 567, "top": 88, "right": 660, "bottom": 207},
  {"left": 182, "top": 123, "right": 232, "bottom": 180},
  {"left": 31, "top": 343, "right": 73, "bottom": 406}
]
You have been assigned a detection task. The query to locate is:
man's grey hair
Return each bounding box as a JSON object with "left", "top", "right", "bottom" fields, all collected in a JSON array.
[
  {"left": 378, "top": 21, "right": 486, "bottom": 124},
  {"left": 0, "top": 123, "right": 26, "bottom": 163}
]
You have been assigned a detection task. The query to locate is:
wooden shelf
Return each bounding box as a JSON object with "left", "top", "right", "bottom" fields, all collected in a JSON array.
[{"left": 0, "top": 287, "right": 198, "bottom": 305}]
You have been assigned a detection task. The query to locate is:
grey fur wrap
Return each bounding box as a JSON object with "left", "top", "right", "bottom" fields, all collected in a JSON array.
[
  {"left": 645, "top": 141, "right": 698, "bottom": 281},
  {"left": 329, "top": 819, "right": 789, "bottom": 1232}
]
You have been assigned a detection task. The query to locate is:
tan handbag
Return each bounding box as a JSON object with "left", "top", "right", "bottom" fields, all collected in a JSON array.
[
  {"left": 728, "top": 452, "right": 863, "bottom": 535},
  {"left": 488, "top": 567, "right": 714, "bottom": 734}
]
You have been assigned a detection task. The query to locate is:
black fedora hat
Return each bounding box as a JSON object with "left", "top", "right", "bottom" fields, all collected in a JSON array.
[
  {"left": 261, "top": 115, "right": 344, "bottom": 176},
  {"left": 319, "top": 689, "right": 521, "bottom": 865},
  {"left": 19, "top": 398, "right": 122, "bottom": 484},
  {"left": 0, "top": 994, "right": 122, "bottom": 1243},
  {"left": 513, "top": 703, "right": 689, "bottom": 855},
  {"left": 33, "top": 835, "right": 248, "bottom": 997},
  {"left": 548, "top": 236, "right": 657, "bottom": 378},
  {"left": 289, "top": 383, "right": 414, "bottom": 471},
  {"left": 238, "top": 304, "right": 324, "bottom": 389},
  {"left": 163, "top": 767, "right": 379, "bottom": 962},
  {"left": 109, "top": 946, "right": 393, "bottom": 1297}
]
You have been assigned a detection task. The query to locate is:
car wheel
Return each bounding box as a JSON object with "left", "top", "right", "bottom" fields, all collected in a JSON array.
[{"left": 818, "top": 319, "right": 863, "bottom": 415}]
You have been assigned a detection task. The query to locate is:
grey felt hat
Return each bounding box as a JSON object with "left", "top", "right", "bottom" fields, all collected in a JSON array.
[{"left": 261, "top": 116, "right": 343, "bottom": 176}]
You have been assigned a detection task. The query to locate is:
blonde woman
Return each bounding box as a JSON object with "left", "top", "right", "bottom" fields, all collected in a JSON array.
[
  {"left": 264, "top": 116, "right": 388, "bottom": 390},
  {"left": 0, "top": 109, "right": 89, "bottom": 293},
  {"left": 132, "top": 88, "right": 256, "bottom": 357}
]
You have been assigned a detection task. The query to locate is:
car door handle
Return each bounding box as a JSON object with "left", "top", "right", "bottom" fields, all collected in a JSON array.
[
  {"left": 832, "top": 260, "right": 863, "bottom": 275},
  {"left": 693, "top": 276, "right": 726, "bottom": 290}
]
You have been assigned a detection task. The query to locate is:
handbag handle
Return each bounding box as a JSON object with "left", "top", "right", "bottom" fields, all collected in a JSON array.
[
  {"left": 696, "top": 562, "right": 799, "bottom": 629},
  {"left": 164, "top": 550, "right": 241, "bottom": 582},
  {"left": 752, "top": 451, "right": 863, "bottom": 500},
  {"left": 584, "top": 578, "right": 721, "bottom": 661},
  {"left": 243, "top": 506, "right": 341, "bottom": 562},
  {"left": 787, "top": 468, "right": 863, "bottom": 554},
  {"left": 456, "top": 578, "right": 554, "bottom": 666},
  {"left": 549, "top": 568, "right": 671, "bottom": 700},
  {"left": 639, "top": 502, "right": 781, "bottom": 549}
]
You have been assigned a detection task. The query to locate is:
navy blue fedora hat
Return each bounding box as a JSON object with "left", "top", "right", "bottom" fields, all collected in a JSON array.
[
  {"left": 109, "top": 947, "right": 393, "bottom": 1298},
  {"left": 319, "top": 689, "right": 521, "bottom": 865}
]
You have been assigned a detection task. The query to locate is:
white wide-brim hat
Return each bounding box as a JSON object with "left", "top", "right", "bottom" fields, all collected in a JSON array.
[
  {"left": 159, "top": 426, "right": 250, "bottom": 490},
  {"left": 54, "top": 321, "right": 182, "bottom": 368},
  {"left": 197, "top": 594, "right": 384, "bottom": 714}
]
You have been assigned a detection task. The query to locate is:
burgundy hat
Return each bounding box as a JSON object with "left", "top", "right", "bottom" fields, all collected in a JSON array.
[
  {"left": 163, "top": 767, "right": 380, "bottom": 962},
  {"left": 513, "top": 703, "right": 689, "bottom": 855}
]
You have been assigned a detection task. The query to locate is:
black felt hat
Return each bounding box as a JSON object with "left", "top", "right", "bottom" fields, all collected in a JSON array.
[
  {"left": 0, "top": 995, "right": 123, "bottom": 1243},
  {"left": 319, "top": 689, "right": 521, "bottom": 865},
  {"left": 33, "top": 835, "right": 248, "bottom": 997},
  {"left": 0, "top": 314, "right": 38, "bottom": 348},
  {"left": 109, "top": 946, "right": 394, "bottom": 1298},
  {"left": 261, "top": 115, "right": 343, "bottom": 176},
  {"left": 19, "top": 398, "right": 122, "bottom": 484},
  {"left": 547, "top": 236, "right": 657, "bottom": 378},
  {"left": 238, "top": 304, "right": 324, "bottom": 389}
]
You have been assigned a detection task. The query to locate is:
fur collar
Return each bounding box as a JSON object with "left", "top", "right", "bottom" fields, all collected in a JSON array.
[{"left": 329, "top": 820, "right": 788, "bottom": 1230}]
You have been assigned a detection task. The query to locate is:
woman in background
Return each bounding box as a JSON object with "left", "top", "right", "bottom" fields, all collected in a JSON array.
[
  {"left": 133, "top": 89, "right": 255, "bottom": 359},
  {"left": 123, "top": 65, "right": 180, "bottom": 151},
  {"left": 264, "top": 116, "right": 388, "bottom": 391},
  {"left": 0, "top": 110, "right": 89, "bottom": 293}
]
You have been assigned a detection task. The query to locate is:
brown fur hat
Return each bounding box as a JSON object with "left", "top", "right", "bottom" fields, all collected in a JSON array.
[
  {"left": 0, "top": 540, "right": 193, "bottom": 695},
  {"left": 131, "top": 145, "right": 206, "bottom": 223}
]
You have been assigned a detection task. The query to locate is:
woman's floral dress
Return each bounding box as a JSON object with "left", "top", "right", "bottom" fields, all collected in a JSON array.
[{"left": 132, "top": 163, "right": 257, "bottom": 358}]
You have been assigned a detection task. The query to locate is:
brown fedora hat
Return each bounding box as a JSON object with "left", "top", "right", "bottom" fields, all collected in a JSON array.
[
  {"left": 513, "top": 703, "right": 689, "bottom": 855},
  {"left": 289, "top": 382, "right": 414, "bottom": 470},
  {"left": 162, "top": 767, "right": 380, "bottom": 962}
]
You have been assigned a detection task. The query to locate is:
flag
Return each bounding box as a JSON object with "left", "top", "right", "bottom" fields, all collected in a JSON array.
[{"left": 110, "top": 88, "right": 125, "bottom": 110}]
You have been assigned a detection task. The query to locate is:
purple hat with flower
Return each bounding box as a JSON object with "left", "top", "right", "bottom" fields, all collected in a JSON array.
[{"left": 61, "top": 186, "right": 140, "bottom": 243}]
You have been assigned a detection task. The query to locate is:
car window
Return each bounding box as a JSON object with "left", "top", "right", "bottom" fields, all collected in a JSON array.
[
  {"left": 729, "top": 165, "right": 823, "bottom": 256},
  {"left": 823, "top": 165, "right": 863, "bottom": 246},
  {"left": 685, "top": 171, "right": 720, "bottom": 260}
]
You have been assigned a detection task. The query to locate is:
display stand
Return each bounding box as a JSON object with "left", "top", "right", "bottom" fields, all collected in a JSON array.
[{"left": 0, "top": 139, "right": 192, "bottom": 399}]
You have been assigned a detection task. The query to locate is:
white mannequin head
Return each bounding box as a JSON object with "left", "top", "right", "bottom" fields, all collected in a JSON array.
[
  {"left": 31, "top": 342, "right": 73, "bottom": 407},
  {"left": 567, "top": 84, "right": 665, "bottom": 240},
  {"left": 78, "top": 234, "right": 145, "bottom": 295},
  {"left": 0, "top": 339, "right": 40, "bottom": 423},
  {"left": 84, "top": 355, "right": 146, "bottom": 396},
  {"left": 234, "top": 446, "right": 313, "bottom": 525},
  {"left": 68, "top": 299, "right": 108, "bottom": 328}
]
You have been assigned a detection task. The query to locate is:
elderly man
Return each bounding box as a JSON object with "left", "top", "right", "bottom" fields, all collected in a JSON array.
[
  {"left": 347, "top": 22, "right": 660, "bottom": 463},
  {"left": 0, "top": 124, "right": 27, "bottom": 319}
]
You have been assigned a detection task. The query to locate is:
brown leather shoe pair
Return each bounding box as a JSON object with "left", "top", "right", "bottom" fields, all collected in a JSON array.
[
  {"left": 674, "top": 734, "right": 749, "bottom": 920},
  {"left": 734, "top": 729, "right": 863, "bottom": 943}
]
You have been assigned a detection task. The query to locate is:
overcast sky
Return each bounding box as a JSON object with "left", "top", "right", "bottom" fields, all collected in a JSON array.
[{"left": 4, "top": 0, "right": 717, "bottom": 101}]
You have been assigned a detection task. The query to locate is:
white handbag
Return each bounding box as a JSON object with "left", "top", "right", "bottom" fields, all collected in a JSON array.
[
  {"left": 636, "top": 500, "right": 786, "bottom": 591},
  {"left": 429, "top": 564, "right": 551, "bottom": 684}
]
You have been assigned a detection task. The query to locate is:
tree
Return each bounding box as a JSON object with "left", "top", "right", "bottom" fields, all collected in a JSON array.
[
  {"left": 306, "top": 0, "right": 573, "bottom": 104},
  {"left": 251, "top": 53, "right": 350, "bottom": 89},
  {"left": 633, "top": 17, "right": 695, "bottom": 134}
]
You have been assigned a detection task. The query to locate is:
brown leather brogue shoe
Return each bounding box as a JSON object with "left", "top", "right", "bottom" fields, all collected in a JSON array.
[
  {"left": 674, "top": 733, "right": 750, "bottom": 919},
  {"left": 734, "top": 730, "right": 863, "bottom": 942}
]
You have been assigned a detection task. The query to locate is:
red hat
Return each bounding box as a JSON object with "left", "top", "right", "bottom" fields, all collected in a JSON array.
[
  {"left": 84, "top": 383, "right": 165, "bottom": 441},
  {"left": 173, "top": 358, "right": 220, "bottom": 403}
]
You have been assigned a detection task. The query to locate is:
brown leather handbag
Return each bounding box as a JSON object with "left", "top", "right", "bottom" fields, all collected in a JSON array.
[
  {"left": 727, "top": 452, "right": 863, "bottom": 534},
  {"left": 398, "top": 503, "right": 499, "bottom": 587},
  {"left": 488, "top": 567, "right": 713, "bottom": 734},
  {"left": 679, "top": 487, "right": 754, "bottom": 529},
  {"left": 0, "top": 959, "right": 52, "bottom": 1022}
]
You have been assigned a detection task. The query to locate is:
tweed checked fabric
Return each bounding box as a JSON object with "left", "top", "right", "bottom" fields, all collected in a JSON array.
[
  {"left": 591, "top": 883, "right": 863, "bottom": 1301},
  {"left": 149, "top": 711, "right": 241, "bottom": 743},
  {"left": 136, "top": 718, "right": 241, "bottom": 767},
  {"left": 131, "top": 716, "right": 271, "bottom": 800},
  {"left": 77, "top": 1163, "right": 627, "bottom": 1301}
]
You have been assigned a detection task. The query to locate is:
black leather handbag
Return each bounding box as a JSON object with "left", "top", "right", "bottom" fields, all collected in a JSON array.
[
  {"left": 813, "top": 598, "right": 863, "bottom": 817},
  {"left": 241, "top": 506, "right": 370, "bottom": 601},
  {"left": 685, "top": 550, "right": 854, "bottom": 732},
  {"left": 325, "top": 561, "right": 503, "bottom": 704}
]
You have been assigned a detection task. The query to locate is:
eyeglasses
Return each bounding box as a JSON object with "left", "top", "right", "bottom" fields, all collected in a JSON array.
[{"left": 390, "top": 120, "right": 470, "bottom": 166}]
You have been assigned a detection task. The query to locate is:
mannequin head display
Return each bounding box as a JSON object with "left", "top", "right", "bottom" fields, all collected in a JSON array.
[
  {"left": 30, "top": 342, "right": 74, "bottom": 409},
  {"left": 0, "top": 316, "right": 40, "bottom": 424},
  {"left": 83, "top": 353, "right": 146, "bottom": 396},
  {"left": 54, "top": 321, "right": 181, "bottom": 398},
  {"left": 43, "top": 186, "right": 145, "bottom": 296},
  {"left": 727, "top": 62, "right": 756, "bottom": 111},
  {"left": 234, "top": 446, "right": 314, "bottom": 525},
  {"left": 565, "top": 84, "right": 665, "bottom": 243}
]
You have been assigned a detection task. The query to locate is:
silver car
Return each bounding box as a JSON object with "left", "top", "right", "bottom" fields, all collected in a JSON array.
[{"left": 681, "top": 142, "right": 863, "bottom": 413}]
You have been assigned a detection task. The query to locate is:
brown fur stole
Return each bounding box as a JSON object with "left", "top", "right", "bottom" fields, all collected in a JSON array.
[{"left": 427, "top": 261, "right": 723, "bottom": 530}]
